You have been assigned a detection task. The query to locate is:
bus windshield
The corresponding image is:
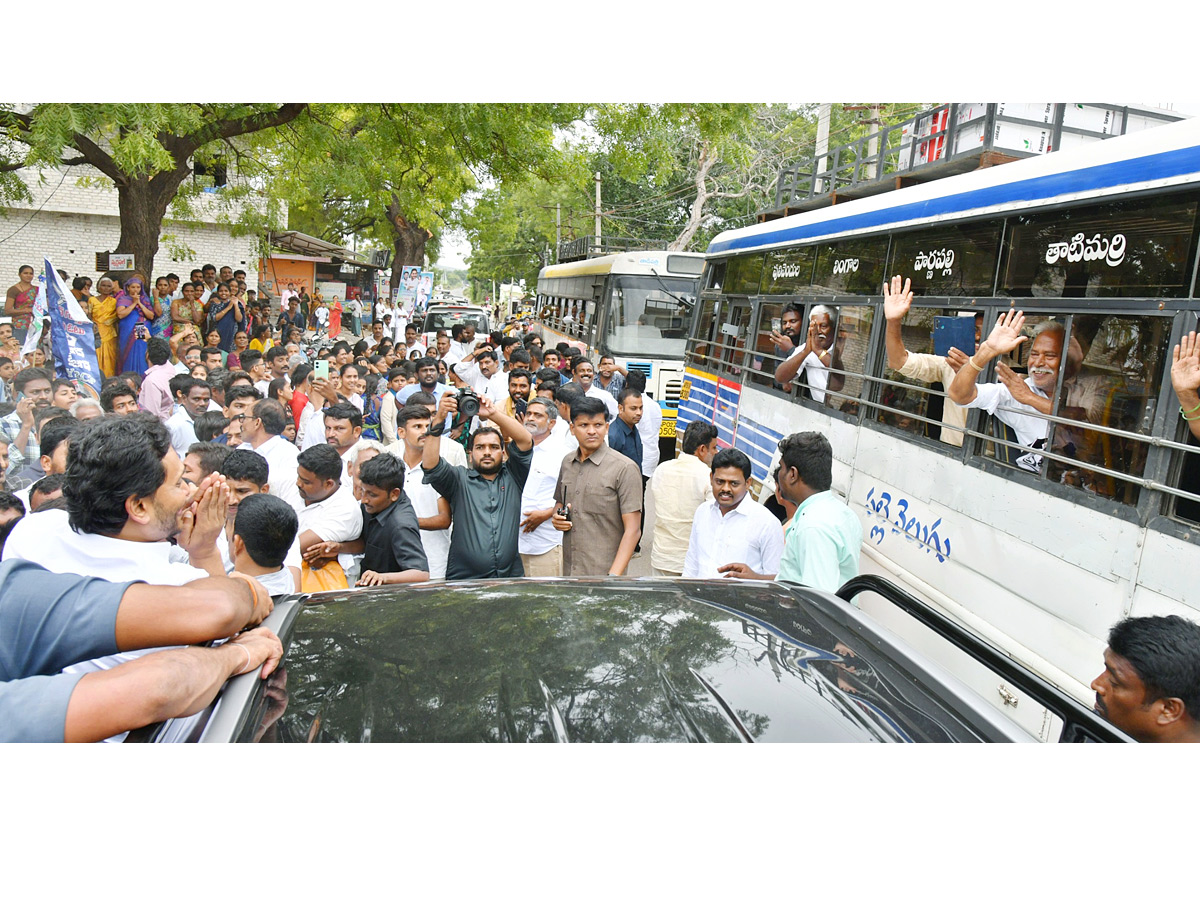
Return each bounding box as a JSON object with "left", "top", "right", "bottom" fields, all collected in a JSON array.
[{"left": 605, "top": 275, "right": 697, "bottom": 359}]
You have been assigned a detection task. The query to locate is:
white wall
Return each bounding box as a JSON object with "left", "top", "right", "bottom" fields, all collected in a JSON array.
[{"left": 0, "top": 165, "right": 280, "bottom": 290}]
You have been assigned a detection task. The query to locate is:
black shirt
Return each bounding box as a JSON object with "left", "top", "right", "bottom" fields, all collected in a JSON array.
[
  {"left": 360, "top": 493, "right": 429, "bottom": 576},
  {"left": 423, "top": 441, "right": 532, "bottom": 579}
]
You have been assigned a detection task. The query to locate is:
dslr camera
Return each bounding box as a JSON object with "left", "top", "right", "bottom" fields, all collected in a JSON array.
[{"left": 456, "top": 387, "right": 480, "bottom": 419}]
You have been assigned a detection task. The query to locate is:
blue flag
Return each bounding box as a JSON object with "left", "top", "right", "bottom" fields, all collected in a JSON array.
[{"left": 45, "top": 258, "right": 103, "bottom": 398}]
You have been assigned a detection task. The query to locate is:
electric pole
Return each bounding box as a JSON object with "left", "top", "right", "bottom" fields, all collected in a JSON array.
[
  {"left": 594, "top": 171, "right": 602, "bottom": 255},
  {"left": 816, "top": 103, "right": 832, "bottom": 193},
  {"left": 555, "top": 203, "right": 561, "bottom": 263}
]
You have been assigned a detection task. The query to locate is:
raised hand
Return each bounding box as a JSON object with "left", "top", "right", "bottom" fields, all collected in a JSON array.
[
  {"left": 984, "top": 309, "right": 1027, "bottom": 355},
  {"left": 1171, "top": 331, "right": 1200, "bottom": 396},
  {"left": 945, "top": 347, "right": 971, "bottom": 373},
  {"left": 882, "top": 275, "right": 913, "bottom": 322}
]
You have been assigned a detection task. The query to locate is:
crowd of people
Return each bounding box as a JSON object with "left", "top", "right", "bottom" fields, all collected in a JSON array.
[{"left": 1, "top": 262, "right": 1197, "bottom": 743}]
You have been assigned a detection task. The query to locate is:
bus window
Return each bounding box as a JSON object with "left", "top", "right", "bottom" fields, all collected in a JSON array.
[
  {"left": 704, "top": 261, "right": 727, "bottom": 293},
  {"left": 876, "top": 305, "right": 969, "bottom": 443},
  {"left": 973, "top": 314, "right": 1059, "bottom": 472},
  {"left": 605, "top": 275, "right": 697, "bottom": 360},
  {"left": 1044, "top": 314, "right": 1170, "bottom": 504},
  {"left": 812, "top": 236, "right": 890, "bottom": 294},
  {"left": 1000, "top": 194, "right": 1199, "bottom": 299},
  {"left": 761, "top": 247, "right": 816, "bottom": 295},
  {"left": 890, "top": 222, "right": 1002, "bottom": 296},
  {"left": 748, "top": 301, "right": 789, "bottom": 389},
  {"left": 722, "top": 254, "right": 765, "bottom": 295},
  {"left": 713, "top": 301, "right": 754, "bottom": 378},
  {"left": 823, "top": 304, "right": 874, "bottom": 414},
  {"left": 687, "top": 295, "right": 719, "bottom": 369},
  {"left": 775, "top": 303, "right": 872, "bottom": 413}
]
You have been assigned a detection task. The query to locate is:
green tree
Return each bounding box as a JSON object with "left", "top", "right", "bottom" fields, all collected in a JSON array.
[
  {"left": 0, "top": 103, "right": 308, "bottom": 275},
  {"left": 262, "top": 103, "right": 585, "bottom": 295}
]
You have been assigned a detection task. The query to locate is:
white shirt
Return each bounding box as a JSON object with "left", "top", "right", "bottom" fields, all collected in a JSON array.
[
  {"left": 2, "top": 507, "right": 208, "bottom": 584},
  {"left": 216, "top": 528, "right": 302, "bottom": 586},
  {"left": 453, "top": 358, "right": 509, "bottom": 406},
  {"left": 550, "top": 417, "right": 578, "bottom": 454},
  {"left": 297, "top": 483, "right": 362, "bottom": 572},
  {"left": 583, "top": 384, "right": 619, "bottom": 420},
  {"left": 648, "top": 453, "right": 713, "bottom": 574},
  {"left": 788, "top": 346, "right": 830, "bottom": 403},
  {"left": 683, "top": 496, "right": 785, "bottom": 579},
  {"left": 239, "top": 435, "right": 304, "bottom": 512},
  {"left": 165, "top": 408, "right": 198, "bottom": 458},
  {"left": 964, "top": 377, "right": 1050, "bottom": 472},
  {"left": 519, "top": 434, "right": 572, "bottom": 557},
  {"left": 299, "top": 407, "right": 327, "bottom": 450},
  {"left": 252, "top": 566, "right": 297, "bottom": 596},
  {"left": 401, "top": 454, "right": 450, "bottom": 579},
  {"left": 2, "top": 506, "right": 212, "bottom": 742},
  {"left": 254, "top": 380, "right": 272, "bottom": 397},
  {"left": 636, "top": 398, "right": 662, "bottom": 477}
]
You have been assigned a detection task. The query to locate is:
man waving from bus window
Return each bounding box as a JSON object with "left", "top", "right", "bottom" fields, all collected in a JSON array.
[
  {"left": 947, "top": 309, "right": 1054, "bottom": 473},
  {"left": 770, "top": 304, "right": 845, "bottom": 404},
  {"left": 882, "top": 276, "right": 981, "bottom": 447}
]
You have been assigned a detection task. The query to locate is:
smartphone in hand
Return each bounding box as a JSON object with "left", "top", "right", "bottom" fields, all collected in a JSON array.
[{"left": 314, "top": 359, "right": 329, "bottom": 380}]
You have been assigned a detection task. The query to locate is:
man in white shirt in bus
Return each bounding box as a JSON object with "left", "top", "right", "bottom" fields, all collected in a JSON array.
[
  {"left": 648, "top": 421, "right": 718, "bottom": 577},
  {"left": 770, "top": 303, "right": 845, "bottom": 404},
  {"left": 947, "top": 309, "right": 1057, "bottom": 474},
  {"left": 683, "top": 448, "right": 783, "bottom": 579}
]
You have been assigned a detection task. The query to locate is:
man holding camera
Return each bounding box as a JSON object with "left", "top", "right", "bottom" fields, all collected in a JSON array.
[{"left": 421, "top": 390, "right": 533, "bottom": 579}]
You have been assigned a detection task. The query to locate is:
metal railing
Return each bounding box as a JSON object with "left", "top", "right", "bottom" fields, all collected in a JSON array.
[
  {"left": 556, "top": 235, "right": 670, "bottom": 263},
  {"left": 770, "top": 103, "right": 1184, "bottom": 213}
]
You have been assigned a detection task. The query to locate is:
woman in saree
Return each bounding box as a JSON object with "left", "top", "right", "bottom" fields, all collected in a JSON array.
[
  {"left": 114, "top": 273, "right": 156, "bottom": 374},
  {"left": 227, "top": 330, "right": 250, "bottom": 370},
  {"left": 150, "top": 276, "right": 174, "bottom": 340},
  {"left": 329, "top": 297, "right": 343, "bottom": 339},
  {"left": 116, "top": 275, "right": 158, "bottom": 376},
  {"left": 209, "top": 281, "right": 243, "bottom": 352},
  {"left": 87, "top": 277, "right": 120, "bottom": 378},
  {"left": 5, "top": 265, "right": 38, "bottom": 344},
  {"left": 172, "top": 280, "right": 202, "bottom": 334}
]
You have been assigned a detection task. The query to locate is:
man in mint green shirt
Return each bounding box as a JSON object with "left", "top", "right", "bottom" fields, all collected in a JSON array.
[
  {"left": 774, "top": 431, "right": 861, "bottom": 591},
  {"left": 716, "top": 431, "right": 862, "bottom": 593}
]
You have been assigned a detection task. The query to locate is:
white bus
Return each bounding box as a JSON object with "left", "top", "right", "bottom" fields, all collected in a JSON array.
[
  {"left": 536, "top": 250, "right": 705, "bottom": 457},
  {"left": 681, "top": 115, "right": 1200, "bottom": 740}
]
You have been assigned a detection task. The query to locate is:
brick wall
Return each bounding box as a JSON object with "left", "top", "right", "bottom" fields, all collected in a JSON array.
[{"left": 0, "top": 165, "right": 283, "bottom": 290}]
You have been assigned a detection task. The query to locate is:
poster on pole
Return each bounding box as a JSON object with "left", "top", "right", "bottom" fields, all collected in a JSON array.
[
  {"left": 399, "top": 266, "right": 420, "bottom": 306},
  {"left": 416, "top": 271, "right": 433, "bottom": 312},
  {"left": 44, "top": 258, "right": 103, "bottom": 398}
]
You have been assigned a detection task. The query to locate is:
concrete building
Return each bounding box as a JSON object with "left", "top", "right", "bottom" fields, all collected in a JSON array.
[{"left": 0, "top": 165, "right": 277, "bottom": 290}]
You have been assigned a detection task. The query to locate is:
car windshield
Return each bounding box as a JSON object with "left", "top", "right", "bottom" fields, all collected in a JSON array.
[
  {"left": 605, "top": 275, "right": 696, "bottom": 359},
  {"left": 422, "top": 309, "right": 488, "bottom": 333},
  {"left": 236, "top": 581, "right": 1000, "bottom": 743}
]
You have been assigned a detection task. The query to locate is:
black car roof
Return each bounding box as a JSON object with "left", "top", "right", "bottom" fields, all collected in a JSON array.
[{"left": 201, "top": 579, "right": 1033, "bottom": 743}]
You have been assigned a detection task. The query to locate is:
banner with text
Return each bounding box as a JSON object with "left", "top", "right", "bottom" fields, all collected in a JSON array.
[{"left": 45, "top": 258, "right": 103, "bottom": 397}]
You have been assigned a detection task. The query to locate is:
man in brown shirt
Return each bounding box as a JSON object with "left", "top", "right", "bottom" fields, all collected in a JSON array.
[{"left": 552, "top": 396, "right": 642, "bottom": 576}]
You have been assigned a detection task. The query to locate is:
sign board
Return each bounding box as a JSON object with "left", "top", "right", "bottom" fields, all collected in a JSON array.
[{"left": 108, "top": 254, "right": 135, "bottom": 271}]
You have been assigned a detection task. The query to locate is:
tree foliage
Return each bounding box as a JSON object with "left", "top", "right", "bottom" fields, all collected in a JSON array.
[
  {"left": 0, "top": 103, "right": 308, "bottom": 274},
  {"left": 260, "top": 103, "right": 585, "bottom": 290}
]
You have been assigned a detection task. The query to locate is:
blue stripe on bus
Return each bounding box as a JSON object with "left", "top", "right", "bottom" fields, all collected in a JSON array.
[{"left": 708, "top": 143, "right": 1200, "bottom": 254}]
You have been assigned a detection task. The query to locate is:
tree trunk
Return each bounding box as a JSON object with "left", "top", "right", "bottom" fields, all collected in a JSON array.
[
  {"left": 386, "top": 198, "right": 432, "bottom": 297},
  {"left": 113, "top": 166, "right": 191, "bottom": 279},
  {"left": 670, "top": 141, "right": 718, "bottom": 251}
]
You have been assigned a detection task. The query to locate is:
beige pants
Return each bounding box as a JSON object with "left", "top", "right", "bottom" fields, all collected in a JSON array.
[
  {"left": 652, "top": 567, "right": 682, "bottom": 577},
  {"left": 521, "top": 545, "right": 563, "bottom": 577}
]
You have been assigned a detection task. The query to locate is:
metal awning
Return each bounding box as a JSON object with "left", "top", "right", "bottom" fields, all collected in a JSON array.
[{"left": 268, "top": 231, "right": 386, "bottom": 269}]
